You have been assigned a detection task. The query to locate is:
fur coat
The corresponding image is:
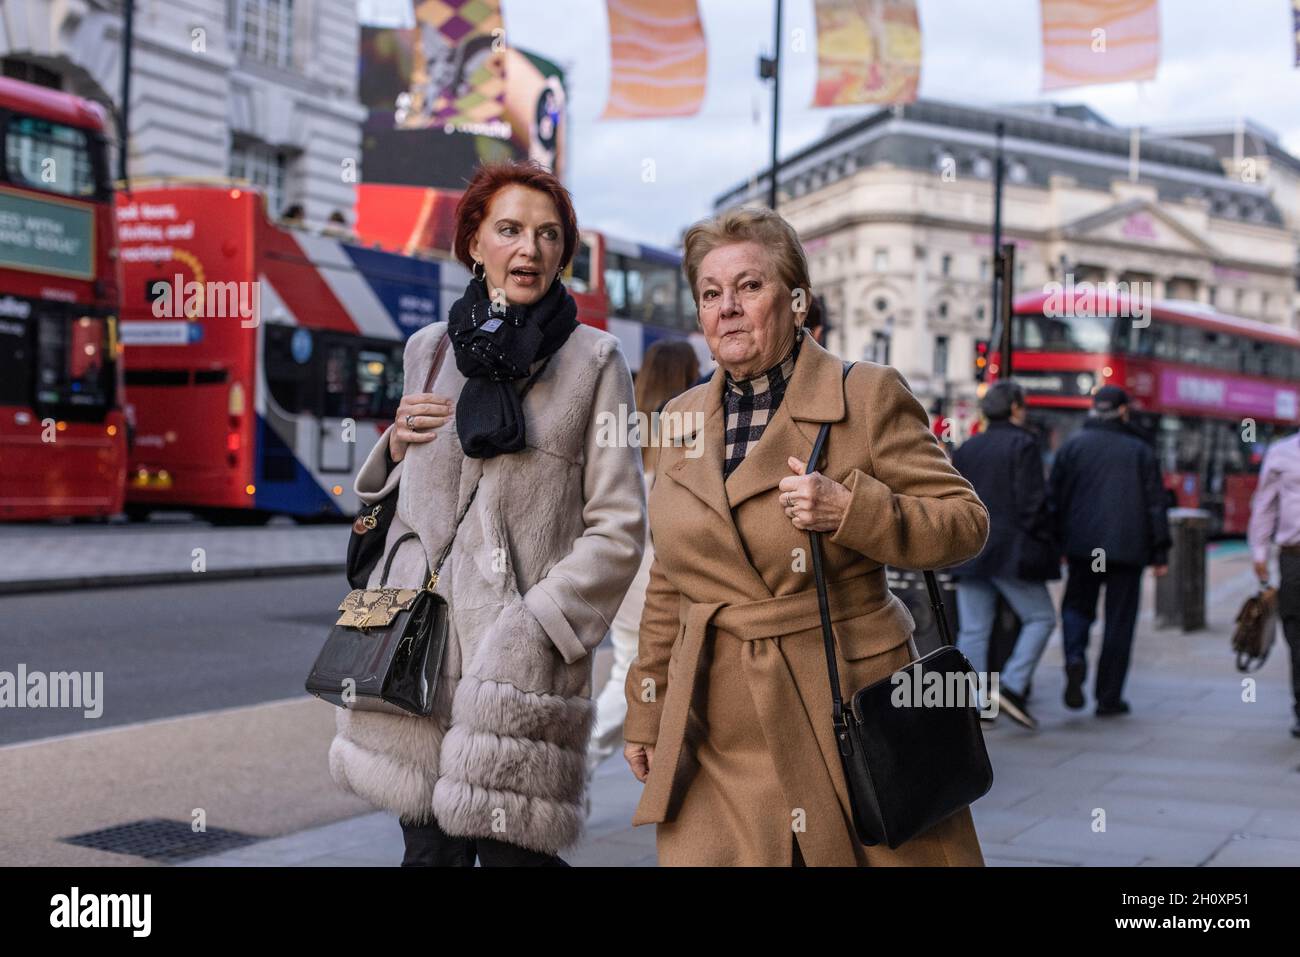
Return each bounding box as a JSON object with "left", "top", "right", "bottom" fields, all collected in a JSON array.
[{"left": 327, "top": 319, "right": 646, "bottom": 855}]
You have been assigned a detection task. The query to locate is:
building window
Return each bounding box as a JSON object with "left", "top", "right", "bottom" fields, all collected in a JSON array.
[
  {"left": 979, "top": 258, "right": 989, "bottom": 281},
  {"left": 232, "top": 0, "right": 294, "bottom": 69},
  {"left": 2, "top": 58, "right": 63, "bottom": 90},
  {"left": 937, "top": 301, "right": 949, "bottom": 319},
  {"left": 933, "top": 335, "right": 949, "bottom": 379},
  {"left": 941, "top": 253, "right": 952, "bottom": 277},
  {"left": 871, "top": 331, "right": 891, "bottom": 366},
  {"left": 230, "top": 139, "right": 290, "bottom": 216},
  {"left": 874, "top": 249, "right": 888, "bottom": 272}
]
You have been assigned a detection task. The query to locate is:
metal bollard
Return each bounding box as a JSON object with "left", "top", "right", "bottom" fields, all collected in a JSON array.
[{"left": 1154, "top": 508, "right": 1210, "bottom": 631}]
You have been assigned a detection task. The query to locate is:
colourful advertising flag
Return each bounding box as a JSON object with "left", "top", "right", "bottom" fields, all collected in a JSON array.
[
  {"left": 812, "top": 0, "right": 921, "bottom": 107},
  {"left": 601, "top": 0, "right": 708, "bottom": 119},
  {"left": 1040, "top": 0, "right": 1159, "bottom": 91},
  {"left": 401, "top": 0, "right": 507, "bottom": 130},
  {"left": 1293, "top": 0, "right": 1300, "bottom": 67}
]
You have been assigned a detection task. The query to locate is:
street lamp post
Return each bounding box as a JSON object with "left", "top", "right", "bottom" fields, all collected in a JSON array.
[
  {"left": 118, "top": 0, "right": 135, "bottom": 186},
  {"left": 758, "top": 0, "right": 783, "bottom": 209}
]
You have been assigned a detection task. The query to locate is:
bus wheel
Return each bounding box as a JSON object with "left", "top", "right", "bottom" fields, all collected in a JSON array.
[{"left": 125, "top": 504, "right": 152, "bottom": 523}]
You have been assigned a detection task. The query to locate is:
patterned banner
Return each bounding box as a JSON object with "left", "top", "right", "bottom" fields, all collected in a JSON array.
[
  {"left": 601, "top": 0, "right": 708, "bottom": 119},
  {"left": 1293, "top": 0, "right": 1300, "bottom": 66},
  {"left": 401, "top": 0, "right": 506, "bottom": 130},
  {"left": 1040, "top": 0, "right": 1159, "bottom": 91},
  {"left": 812, "top": 0, "right": 921, "bottom": 107}
]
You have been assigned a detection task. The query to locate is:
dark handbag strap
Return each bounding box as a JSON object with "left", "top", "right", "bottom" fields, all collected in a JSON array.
[{"left": 808, "top": 362, "right": 953, "bottom": 757}]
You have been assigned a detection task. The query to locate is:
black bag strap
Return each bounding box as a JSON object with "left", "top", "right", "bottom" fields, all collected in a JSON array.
[{"left": 808, "top": 361, "right": 953, "bottom": 756}]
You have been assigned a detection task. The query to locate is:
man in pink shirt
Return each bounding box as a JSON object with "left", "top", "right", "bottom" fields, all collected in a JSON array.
[{"left": 1248, "top": 431, "right": 1300, "bottom": 739}]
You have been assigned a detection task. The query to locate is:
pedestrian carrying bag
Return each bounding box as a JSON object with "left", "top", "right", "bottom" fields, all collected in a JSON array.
[
  {"left": 345, "top": 333, "right": 451, "bottom": 590},
  {"left": 808, "top": 363, "right": 993, "bottom": 849}
]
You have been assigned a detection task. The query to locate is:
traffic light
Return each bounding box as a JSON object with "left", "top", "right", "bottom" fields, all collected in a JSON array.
[{"left": 974, "top": 338, "right": 990, "bottom": 382}]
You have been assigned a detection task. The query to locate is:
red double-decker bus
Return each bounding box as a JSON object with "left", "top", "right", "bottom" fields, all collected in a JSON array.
[
  {"left": 0, "top": 77, "right": 126, "bottom": 521},
  {"left": 567, "top": 229, "right": 710, "bottom": 373},
  {"left": 993, "top": 292, "right": 1300, "bottom": 535}
]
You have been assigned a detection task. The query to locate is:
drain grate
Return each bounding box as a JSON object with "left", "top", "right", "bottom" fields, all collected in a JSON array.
[{"left": 62, "top": 818, "right": 262, "bottom": 863}]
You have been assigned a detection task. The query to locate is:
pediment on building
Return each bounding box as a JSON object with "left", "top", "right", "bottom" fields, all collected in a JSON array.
[{"left": 1057, "top": 199, "right": 1216, "bottom": 257}]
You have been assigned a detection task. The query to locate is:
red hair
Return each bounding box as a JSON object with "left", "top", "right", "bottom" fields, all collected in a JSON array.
[{"left": 452, "top": 161, "right": 579, "bottom": 272}]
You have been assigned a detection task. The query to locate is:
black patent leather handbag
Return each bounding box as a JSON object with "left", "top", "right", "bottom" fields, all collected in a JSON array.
[
  {"left": 808, "top": 363, "right": 993, "bottom": 849},
  {"left": 306, "top": 484, "right": 477, "bottom": 717}
]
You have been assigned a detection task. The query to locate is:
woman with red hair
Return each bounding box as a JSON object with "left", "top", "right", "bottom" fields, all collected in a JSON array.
[{"left": 328, "top": 161, "right": 646, "bottom": 866}]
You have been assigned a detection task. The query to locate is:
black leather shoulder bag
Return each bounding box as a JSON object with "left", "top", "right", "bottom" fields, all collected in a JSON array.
[
  {"left": 306, "top": 483, "right": 476, "bottom": 717},
  {"left": 808, "top": 362, "right": 993, "bottom": 849}
]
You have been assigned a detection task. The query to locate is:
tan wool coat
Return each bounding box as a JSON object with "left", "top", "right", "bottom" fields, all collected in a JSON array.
[{"left": 624, "top": 333, "right": 991, "bottom": 867}]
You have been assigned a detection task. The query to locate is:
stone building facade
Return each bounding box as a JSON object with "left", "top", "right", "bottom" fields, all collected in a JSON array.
[
  {"left": 0, "top": 0, "right": 364, "bottom": 226},
  {"left": 715, "top": 100, "right": 1298, "bottom": 414}
]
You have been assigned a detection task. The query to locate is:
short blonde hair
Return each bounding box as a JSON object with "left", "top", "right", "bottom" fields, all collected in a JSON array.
[{"left": 682, "top": 206, "right": 812, "bottom": 311}]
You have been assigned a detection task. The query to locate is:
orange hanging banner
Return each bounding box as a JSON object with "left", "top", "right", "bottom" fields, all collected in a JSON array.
[
  {"left": 812, "top": 0, "right": 921, "bottom": 107},
  {"left": 601, "top": 0, "right": 708, "bottom": 119},
  {"left": 1040, "top": 0, "right": 1159, "bottom": 92}
]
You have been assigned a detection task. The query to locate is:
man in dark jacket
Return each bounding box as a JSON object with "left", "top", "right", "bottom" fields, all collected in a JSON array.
[
  {"left": 1049, "top": 385, "right": 1171, "bottom": 716},
  {"left": 951, "top": 382, "right": 1058, "bottom": 730}
]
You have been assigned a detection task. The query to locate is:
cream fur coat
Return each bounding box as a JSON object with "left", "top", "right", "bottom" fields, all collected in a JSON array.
[{"left": 327, "top": 319, "right": 646, "bottom": 854}]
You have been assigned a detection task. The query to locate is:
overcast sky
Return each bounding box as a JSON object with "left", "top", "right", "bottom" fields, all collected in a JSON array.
[{"left": 496, "top": 0, "right": 1300, "bottom": 248}]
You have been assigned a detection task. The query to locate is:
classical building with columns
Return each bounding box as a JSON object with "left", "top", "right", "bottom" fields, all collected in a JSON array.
[
  {"left": 714, "top": 100, "right": 1298, "bottom": 415},
  {"left": 0, "top": 0, "right": 363, "bottom": 226}
]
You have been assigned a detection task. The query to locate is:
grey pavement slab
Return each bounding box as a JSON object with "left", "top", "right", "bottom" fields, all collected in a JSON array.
[{"left": 0, "top": 521, "right": 347, "bottom": 592}]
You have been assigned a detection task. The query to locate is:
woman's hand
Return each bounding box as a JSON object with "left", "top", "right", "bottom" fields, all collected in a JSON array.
[
  {"left": 390, "top": 393, "right": 453, "bottom": 463},
  {"left": 777, "top": 456, "right": 852, "bottom": 532},
  {"left": 624, "top": 742, "right": 654, "bottom": 782}
]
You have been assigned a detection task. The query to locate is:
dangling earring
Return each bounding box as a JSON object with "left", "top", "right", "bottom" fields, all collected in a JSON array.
[{"left": 472, "top": 260, "right": 485, "bottom": 282}]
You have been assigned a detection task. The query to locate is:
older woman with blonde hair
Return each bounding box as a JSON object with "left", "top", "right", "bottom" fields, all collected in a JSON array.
[{"left": 623, "top": 206, "right": 990, "bottom": 866}]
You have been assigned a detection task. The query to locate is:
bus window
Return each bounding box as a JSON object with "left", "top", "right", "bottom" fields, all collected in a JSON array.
[
  {"left": 1180, "top": 327, "right": 1239, "bottom": 372},
  {"left": 354, "top": 348, "right": 400, "bottom": 420},
  {"left": 569, "top": 237, "right": 593, "bottom": 294},
  {"left": 1152, "top": 322, "right": 1177, "bottom": 361},
  {"left": 678, "top": 276, "right": 696, "bottom": 329},
  {"left": 0, "top": 313, "right": 29, "bottom": 405},
  {"left": 624, "top": 257, "right": 680, "bottom": 329},
  {"left": 4, "top": 115, "right": 100, "bottom": 198},
  {"left": 605, "top": 255, "right": 628, "bottom": 312},
  {"left": 34, "top": 312, "right": 112, "bottom": 417},
  {"left": 1243, "top": 338, "right": 1268, "bottom": 376},
  {"left": 264, "top": 323, "right": 313, "bottom": 414},
  {"left": 1013, "top": 313, "right": 1113, "bottom": 352},
  {"left": 322, "top": 343, "right": 352, "bottom": 419}
]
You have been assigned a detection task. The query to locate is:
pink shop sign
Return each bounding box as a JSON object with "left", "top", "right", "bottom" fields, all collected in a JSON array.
[{"left": 1159, "top": 369, "right": 1299, "bottom": 422}]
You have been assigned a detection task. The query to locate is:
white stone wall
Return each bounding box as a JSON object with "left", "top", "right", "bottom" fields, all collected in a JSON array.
[{"left": 0, "top": 0, "right": 364, "bottom": 225}]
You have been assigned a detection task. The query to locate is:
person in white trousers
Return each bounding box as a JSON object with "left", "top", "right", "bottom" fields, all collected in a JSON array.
[{"left": 586, "top": 339, "right": 700, "bottom": 783}]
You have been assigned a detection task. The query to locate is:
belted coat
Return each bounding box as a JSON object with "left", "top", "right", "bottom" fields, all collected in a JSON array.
[
  {"left": 623, "top": 334, "right": 991, "bottom": 866},
  {"left": 327, "top": 319, "right": 646, "bottom": 855}
]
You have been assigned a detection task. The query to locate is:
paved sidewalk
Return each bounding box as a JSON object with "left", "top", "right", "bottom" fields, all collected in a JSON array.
[
  {"left": 0, "top": 520, "right": 347, "bottom": 593},
  {"left": 184, "top": 544, "right": 1300, "bottom": 867}
]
